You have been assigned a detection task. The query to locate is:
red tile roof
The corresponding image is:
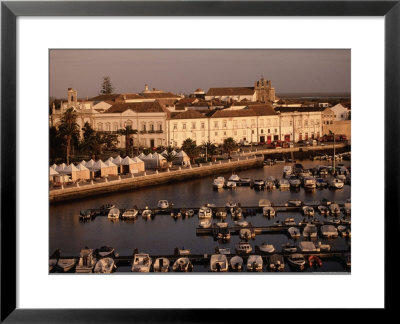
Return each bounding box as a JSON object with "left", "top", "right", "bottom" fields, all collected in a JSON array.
[
  {"left": 105, "top": 101, "right": 166, "bottom": 114},
  {"left": 206, "top": 87, "right": 255, "bottom": 96},
  {"left": 141, "top": 92, "right": 180, "bottom": 99},
  {"left": 171, "top": 110, "right": 205, "bottom": 119}
]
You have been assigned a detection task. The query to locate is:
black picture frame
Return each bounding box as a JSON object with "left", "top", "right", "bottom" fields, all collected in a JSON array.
[{"left": 1, "top": 0, "right": 397, "bottom": 322}]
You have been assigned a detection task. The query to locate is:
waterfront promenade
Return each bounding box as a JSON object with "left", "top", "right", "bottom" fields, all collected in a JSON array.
[{"left": 50, "top": 155, "right": 264, "bottom": 203}]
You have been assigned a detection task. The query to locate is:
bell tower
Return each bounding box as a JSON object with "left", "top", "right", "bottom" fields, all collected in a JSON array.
[{"left": 67, "top": 88, "right": 78, "bottom": 106}]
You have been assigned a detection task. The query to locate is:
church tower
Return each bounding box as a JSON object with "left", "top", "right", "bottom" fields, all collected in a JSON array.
[
  {"left": 67, "top": 88, "right": 78, "bottom": 107},
  {"left": 254, "top": 77, "right": 275, "bottom": 102}
]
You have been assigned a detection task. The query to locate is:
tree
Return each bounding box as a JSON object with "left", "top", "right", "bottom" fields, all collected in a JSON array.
[
  {"left": 181, "top": 138, "right": 199, "bottom": 164},
  {"left": 100, "top": 76, "right": 114, "bottom": 95},
  {"left": 58, "top": 108, "right": 80, "bottom": 164},
  {"left": 118, "top": 126, "right": 137, "bottom": 156},
  {"left": 202, "top": 140, "right": 217, "bottom": 162},
  {"left": 223, "top": 137, "right": 237, "bottom": 159},
  {"left": 81, "top": 122, "right": 119, "bottom": 156},
  {"left": 162, "top": 151, "right": 178, "bottom": 167}
]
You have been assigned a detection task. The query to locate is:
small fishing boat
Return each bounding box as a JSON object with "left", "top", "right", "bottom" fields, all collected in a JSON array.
[
  {"left": 107, "top": 207, "right": 120, "bottom": 220},
  {"left": 226, "top": 201, "right": 237, "bottom": 209},
  {"left": 288, "top": 227, "right": 301, "bottom": 238},
  {"left": 299, "top": 241, "right": 318, "bottom": 252},
  {"left": 263, "top": 206, "right": 276, "bottom": 217},
  {"left": 320, "top": 225, "right": 339, "bottom": 238},
  {"left": 315, "top": 178, "right": 328, "bottom": 188},
  {"left": 247, "top": 255, "right": 263, "bottom": 272},
  {"left": 198, "top": 206, "right": 212, "bottom": 218},
  {"left": 284, "top": 218, "right": 296, "bottom": 226},
  {"left": 122, "top": 208, "right": 138, "bottom": 219},
  {"left": 217, "top": 227, "right": 231, "bottom": 241},
  {"left": 231, "top": 207, "right": 243, "bottom": 218},
  {"left": 286, "top": 199, "right": 302, "bottom": 207},
  {"left": 288, "top": 253, "right": 306, "bottom": 271},
  {"left": 330, "top": 203, "right": 340, "bottom": 216},
  {"left": 302, "top": 206, "right": 315, "bottom": 217},
  {"left": 153, "top": 258, "right": 169, "bottom": 272},
  {"left": 215, "top": 247, "right": 231, "bottom": 255},
  {"left": 210, "top": 254, "right": 228, "bottom": 272},
  {"left": 102, "top": 203, "right": 115, "bottom": 210},
  {"left": 215, "top": 207, "right": 227, "bottom": 218},
  {"left": 240, "top": 177, "right": 252, "bottom": 186},
  {"left": 213, "top": 176, "right": 225, "bottom": 189},
  {"left": 279, "top": 178, "right": 290, "bottom": 190},
  {"left": 228, "top": 174, "right": 240, "bottom": 182},
  {"left": 303, "top": 176, "right": 316, "bottom": 189},
  {"left": 325, "top": 218, "right": 340, "bottom": 225},
  {"left": 318, "top": 205, "right": 330, "bottom": 215},
  {"left": 253, "top": 179, "right": 265, "bottom": 189},
  {"left": 258, "top": 199, "right": 272, "bottom": 207},
  {"left": 157, "top": 200, "right": 169, "bottom": 209},
  {"left": 283, "top": 165, "right": 292, "bottom": 178},
  {"left": 329, "top": 178, "right": 344, "bottom": 189},
  {"left": 216, "top": 221, "right": 228, "bottom": 228},
  {"left": 56, "top": 258, "right": 77, "bottom": 272},
  {"left": 317, "top": 242, "right": 331, "bottom": 252},
  {"left": 239, "top": 228, "right": 253, "bottom": 240},
  {"left": 141, "top": 208, "right": 153, "bottom": 218},
  {"left": 341, "top": 218, "right": 351, "bottom": 225},
  {"left": 172, "top": 257, "right": 193, "bottom": 272},
  {"left": 180, "top": 208, "right": 194, "bottom": 217},
  {"left": 131, "top": 253, "right": 152, "bottom": 272},
  {"left": 282, "top": 242, "right": 297, "bottom": 253},
  {"left": 235, "top": 242, "right": 252, "bottom": 254},
  {"left": 259, "top": 243, "right": 275, "bottom": 253},
  {"left": 178, "top": 248, "right": 190, "bottom": 256},
  {"left": 265, "top": 176, "right": 276, "bottom": 190},
  {"left": 234, "top": 220, "right": 248, "bottom": 227},
  {"left": 288, "top": 176, "right": 301, "bottom": 188},
  {"left": 198, "top": 219, "right": 212, "bottom": 228},
  {"left": 230, "top": 256, "right": 243, "bottom": 271},
  {"left": 225, "top": 180, "right": 237, "bottom": 188},
  {"left": 75, "top": 249, "right": 97, "bottom": 273},
  {"left": 170, "top": 208, "right": 182, "bottom": 218},
  {"left": 308, "top": 255, "right": 322, "bottom": 267},
  {"left": 97, "top": 246, "right": 115, "bottom": 258},
  {"left": 268, "top": 254, "right": 285, "bottom": 271},
  {"left": 79, "top": 209, "right": 93, "bottom": 220},
  {"left": 94, "top": 257, "right": 116, "bottom": 273},
  {"left": 205, "top": 203, "right": 216, "bottom": 208},
  {"left": 303, "top": 224, "right": 318, "bottom": 238}
]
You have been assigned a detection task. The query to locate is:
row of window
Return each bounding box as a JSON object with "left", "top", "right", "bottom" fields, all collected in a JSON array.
[
  {"left": 172, "top": 128, "right": 279, "bottom": 139},
  {"left": 96, "top": 121, "right": 163, "bottom": 132},
  {"left": 172, "top": 119, "right": 278, "bottom": 131}
]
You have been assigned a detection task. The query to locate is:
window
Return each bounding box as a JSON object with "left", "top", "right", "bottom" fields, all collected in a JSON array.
[
  {"left": 215, "top": 132, "right": 218, "bottom": 136},
  {"left": 233, "top": 120, "right": 238, "bottom": 128},
  {"left": 261, "top": 129, "right": 264, "bottom": 134},
  {"left": 268, "top": 129, "right": 270, "bottom": 134},
  {"left": 304, "top": 119, "right": 308, "bottom": 126},
  {"left": 251, "top": 130, "right": 255, "bottom": 134},
  {"left": 182, "top": 123, "right": 186, "bottom": 130},
  {"left": 224, "top": 131, "right": 227, "bottom": 136},
  {"left": 223, "top": 120, "right": 227, "bottom": 128},
  {"left": 192, "top": 122, "right": 196, "bottom": 129},
  {"left": 158, "top": 123, "right": 162, "bottom": 131},
  {"left": 201, "top": 122, "right": 205, "bottom": 129},
  {"left": 105, "top": 123, "right": 111, "bottom": 131},
  {"left": 275, "top": 129, "right": 277, "bottom": 133},
  {"left": 289, "top": 120, "right": 293, "bottom": 126},
  {"left": 97, "top": 123, "right": 103, "bottom": 131},
  {"left": 214, "top": 121, "right": 219, "bottom": 129},
  {"left": 113, "top": 123, "right": 118, "bottom": 131},
  {"left": 150, "top": 123, "right": 154, "bottom": 131},
  {"left": 173, "top": 123, "right": 177, "bottom": 130},
  {"left": 142, "top": 123, "right": 146, "bottom": 131}
]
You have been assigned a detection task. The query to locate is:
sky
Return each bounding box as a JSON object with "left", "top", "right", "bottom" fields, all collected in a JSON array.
[{"left": 50, "top": 49, "right": 350, "bottom": 99}]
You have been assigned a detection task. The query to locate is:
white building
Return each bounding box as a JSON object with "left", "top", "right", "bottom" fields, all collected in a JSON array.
[{"left": 330, "top": 103, "right": 350, "bottom": 120}]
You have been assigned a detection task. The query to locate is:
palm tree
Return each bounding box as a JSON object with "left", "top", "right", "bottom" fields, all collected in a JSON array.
[
  {"left": 118, "top": 126, "right": 137, "bottom": 156},
  {"left": 223, "top": 137, "right": 237, "bottom": 159},
  {"left": 202, "top": 140, "right": 217, "bottom": 162},
  {"left": 162, "top": 151, "right": 178, "bottom": 167},
  {"left": 181, "top": 138, "right": 199, "bottom": 164},
  {"left": 58, "top": 108, "right": 80, "bottom": 164}
]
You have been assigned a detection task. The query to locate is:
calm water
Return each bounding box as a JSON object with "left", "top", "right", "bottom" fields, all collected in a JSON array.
[{"left": 50, "top": 159, "right": 351, "bottom": 272}]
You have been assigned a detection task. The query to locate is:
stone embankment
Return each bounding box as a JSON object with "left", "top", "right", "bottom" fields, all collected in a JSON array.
[{"left": 50, "top": 156, "right": 264, "bottom": 203}]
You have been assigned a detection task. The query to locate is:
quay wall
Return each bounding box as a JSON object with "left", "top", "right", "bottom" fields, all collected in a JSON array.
[
  {"left": 50, "top": 157, "right": 264, "bottom": 204},
  {"left": 239, "top": 143, "right": 348, "bottom": 156}
]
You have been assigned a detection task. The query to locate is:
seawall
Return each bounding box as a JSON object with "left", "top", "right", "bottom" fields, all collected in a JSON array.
[{"left": 49, "top": 156, "right": 264, "bottom": 204}]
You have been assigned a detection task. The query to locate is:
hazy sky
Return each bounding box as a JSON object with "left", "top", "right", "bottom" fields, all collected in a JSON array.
[{"left": 50, "top": 49, "right": 350, "bottom": 98}]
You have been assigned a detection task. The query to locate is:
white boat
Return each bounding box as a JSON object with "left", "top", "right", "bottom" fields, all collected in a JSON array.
[
  {"left": 131, "top": 253, "right": 152, "bottom": 272},
  {"left": 231, "top": 207, "right": 242, "bottom": 218},
  {"left": 228, "top": 174, "right": 240, "bottom": 182},
  {"left": 320, "top": 225, "right": 339, "bottom": 238},
  {"left": 329, "top": 178, "right": 344, "bottom": 189},
  {"left": 142, "top": 208, "right": 153, "bottom": 218},
  {"left": 225, "top": 180, "right": 237, "bottom": 188},
  {"left": 240, "top": 177, "right": 253, "bottom": 186},
  {"left": 318, "top": 205, "right": 330, "bottom": 215},
  {"left": 229, "top": 256, "right": 243, "bottom": 271},
  {"left": 259, "top": 243, "right": 275, "bottom": 253},
  {"left": 198, "top": 219, "right": 212, "bottom": 228},
  {"left": 253, "top": 179, "right": 265, "bottom": 189},
  {"left": 279, "top": 179, "right": 290, "bottom": 190},
  {"left": 198, "top": 206, "right": 212, "bottom": 218},
  {"left": 330, "top": 203, "right": 341, "bottom": 215},
  {"left": 239, "top": 228, "right": 253, "bottom": 240},
  {"left": 153, "top": 258, "right": 170, "bottom": 272},
  {"left": 262, "top": 206, "right": 275, "bottom": 217},
  {"left": 213, "top": 176, "right": 225, "bottom": 189},
  {"left": 122, "top": 208, "right": 138, "bottom": 219},
  {"left": 288, "top": 253, "right": 306, "bottom": 271},
  {"left": 288, "top": 227, "right": 301, "bottom": 238},
  {"left": 234, "top": 220, "right": 248, "bottom": 227},
  {"left": 172, "top": 257, "right": 193, "bottom": 272},
  {"left": 288, "top": 176, "right": 301, "bottom": 188},
  {"left": 302, "top": 206, "right": 315, "bottom": 217},
  {"left": 268, "top": 254, "right": 285, "bottom": 271},
  {"left": 157, "top": 200, "right": 169, "bottom": 209},
  {"left": 235, "top": 242, "right": 252, "bottom": 254},
  {"left": 215, "top": 208, "right": 227, "bottom": 218},
  {"left": 178, "top": 248, "right": 191, "bottom": 256},
  {"left": 56, "top": 258, "right": 76, "bottom": 272},
  {"left": 283, "top": 165, "right": 292, "bottom": 178},
  {"left": 282, "top": 243, "right": 297, "bottom": 253},
  {"left": 94, "top": 257, "right": 116, "bottom": 273},
  {"left": 247, "top": 255, "right": 263, "bottom": 272},
  {"left": 210, "top": 254, "right": 229, "bottom": 272},
  {"left": 286, "top": 199, "right": 302, "bottom": 207},
  {"left": 216, "top": 248, "right": 231, "bottom": 255},
  {"left": 76, "top": 249, "right": 97, "bottom": 273},
  {"left": 97, "top": 246, "right": 115, "bottom": 258},
  {"left": 258, "top": 199, "right": 271, "bottom": 207},
  {"left": 107, "top": 207, "right": 120, "bottom": 219},
  {"left": 284, "top": 218, "right": 296, "bottom": 226},
  {"left": 303, "top": 224, "right": 318, "bottom": 238},
  {"left": 299, "top": 241, "right": 318, "bottom": 252},
  {"left": 216, "top": 221, "right": 228, "bottom": 228},
  {"left": 181, "top": 208, "right": 195, "bottom": 217},
  {"left": 265, "top": 176, "right": 276, "bottom": 189},
  {"left": 317, "top": 241, "right": 331, "bottom": 252},
  {"left": 303, "top": 176, "right": 316, "bottom": 189}
]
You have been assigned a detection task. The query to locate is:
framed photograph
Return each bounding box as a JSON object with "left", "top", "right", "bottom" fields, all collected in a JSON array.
[{"left": 1, "top": 0, "right": 397, "bottom": 321}]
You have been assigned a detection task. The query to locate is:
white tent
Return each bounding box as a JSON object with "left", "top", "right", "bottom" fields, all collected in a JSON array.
[
  {"left": 85, "top": 159, "right": 96, "bottom": 169},
  {"left": 174, "top": 150, "right": 190, "bottom": 166},
  {"left": 121, "top": 156, "right": 145, "bottom": 173},
  {"left": 92, "top": 160, "right": 118, "bottom": 177},
  {"left": 50, "top": 163, "right": 57, "bottom": 170},
  {"left": 61, "top": 163, "right": 80, "bottom": 181},
  {"left": 49, "top": 167, "right": 59, "bottom": 182},
  {"left": 55, "top": 163, "right": 67, "bottom": 172},
  {"left": 143, "top": 152, "right": 167, "bottom": 169},
  {"left": 106, "top": 157, "right": 114, "bottom": 163},
  {"left": 112, "top": 155, "right": 123, "bottom": 165},
  {"left": 80, "top": 160, "right": 87, "bottom": 166},
  {"left": 138, "top": 153, "right": 146, "bottom": 160},
  {"left": 76, "top": 163, "right": 91, "bottom": 180}
]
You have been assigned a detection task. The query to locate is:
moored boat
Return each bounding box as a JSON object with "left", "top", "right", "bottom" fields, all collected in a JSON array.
[
  {"left": 329, "top": 178, "right": 344, "bottom": 189},
  {"left": 287, "top": 253, "right": 306, "bottom": 271},
  {"left": 288, "top": 227, "right": 301, "bottom": 238},
  {"left": 320, "top": 225, "right": 339, "bottom": 238},
  {"left": 210, "top": 254, "right": 228, "bottom": 272},
  {"left": 49, "top": 259, "right": 58, "bottom": 272},
  {"left": 258, "top": 243, "right": 275, "bottom": 253},
  {"left": 97, "top": 246, "right": 115, "bottom": 258},
  {"left": 263, "top": 206, "right": 275, "bottom": 217},
  {"left": 279, "top": 178, "right": 290, "bottom": 190},
  {"left": 286, "top": 199, "right": 302, "bottom": 207},
  {"left": 268, "top": 254, "right": 285, "bottom": 271},
  {"left": 235, "top": 242, "right": 252, "bottom": 254},
  {"left": 253, "top": 179, "right": 265, "bottom": 189},
  {"left": 107, "top": 207, "right": 120, "bottom": 220},
  {"left": 239, "top": 228, "right": 253, "bottom": 240},
  {"left": 318, "top": 205, "right": 330, "bottom": 215},
  {"left": 303, "top": 176, "right": 316, "bottom": 189},
  {"left": 302, "top": 206, "right": 315, "bottom": 217},
  {"left": 75, "top": 249, "right": 96, "bottom": 273},
  {"left": 284, "top": 218, "right": 296, "bottom": 226},
  {"left": 330, "top": 203, "right": 341, "bottom": 216},
  {"left": 308, "top": 255, "right": 322, "bottom": 267},
  {"left": 131, "top": 253, "right": 152, "bottom": 272},
  {"left": 303, "top": 223, "right": 318, "bottom": 238},
  {"left": 142, "top": 208, "right": 153, "bottom": 218},
  {"left": 157, "top": 200, "right": 169, "bottom": 209},
  {"left": 198, "top": 218, "right": 212, "bottom": 228},
  {"left": 213, "top": 176, "right": 225, "bottom": 189},
  {"left": 282, "top": 242, "right": 297, "bottom": 253},
  {"left": 234, "top": 220, "right": 248, "bottom": 227},
  {"left": 247, "top": 255, "right": 263, "bottom": 272},
  {"left": 94, "top": 257, "right": 116, "bottom": 273},
  {"left": 215, "top": 207, "right": 227, "bottom": 218},
  {"left": 122, "top": 208, "right": 138, "bottom": 219},
  {"left": 172, "top": 257, "right": 193, "bottom": 272},
  {"left": 56, "top": 258, "right": 77, "bottom": 272},
  {"left": 198, "top": 206, "right": 212, "bottom": 218},
  {"left": 317, "top": 241, "right": 331, "bottom": 251},
  {"left": 229, "top": 256, "right": 243, "bottom": 271}
]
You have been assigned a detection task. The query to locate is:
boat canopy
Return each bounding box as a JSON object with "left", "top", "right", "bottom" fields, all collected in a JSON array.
[{"left": 259, "top": 199, "right": 271, "bottom": 207}]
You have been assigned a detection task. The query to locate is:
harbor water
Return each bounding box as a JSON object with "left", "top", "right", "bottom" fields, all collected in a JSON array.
[{"left": 50, "top": 159, "right": 351, "bottom": 272}]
